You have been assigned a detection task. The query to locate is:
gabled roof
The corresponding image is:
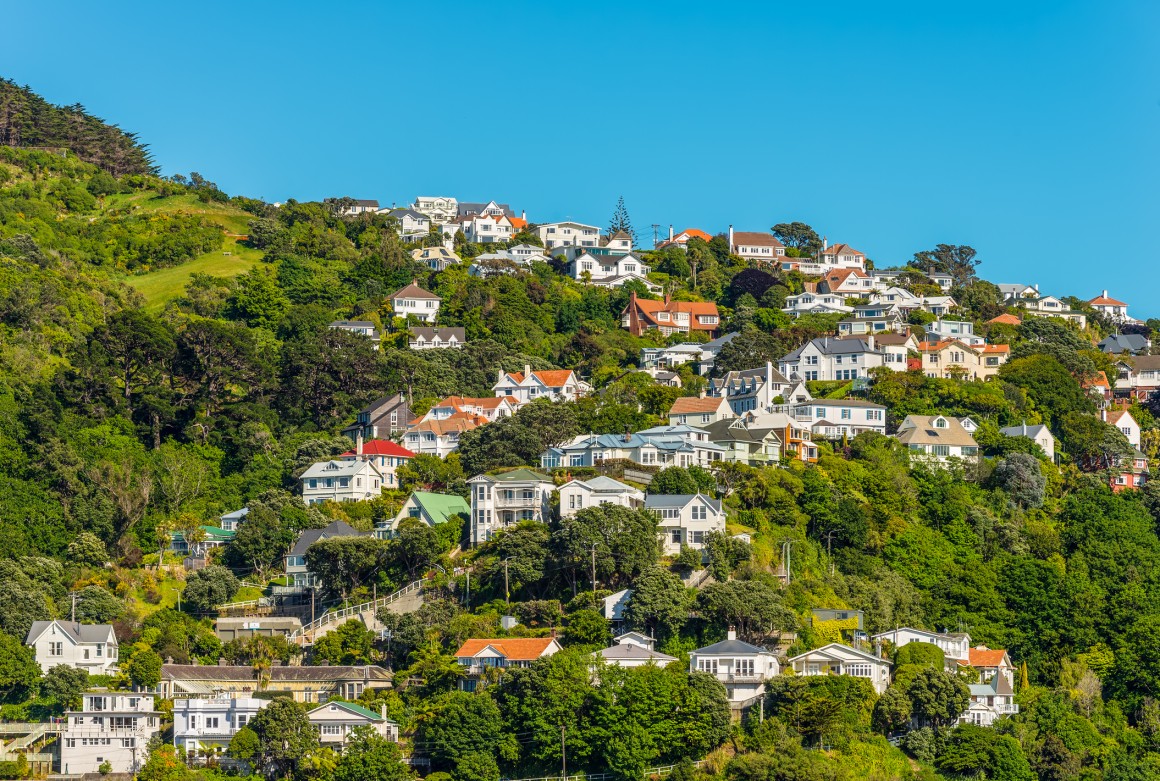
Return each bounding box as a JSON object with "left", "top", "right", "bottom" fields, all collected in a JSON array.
[
  {"left": 432, "top": 395, "right": 511, "bottom": 412},
  {"left": 407, "top": 413, "right": 489, "bottom": 436},
  {"left": 1098, "top": 334, "right": 1149, "bottom": 353},
  {"left": 999, "top": 423, "right": 1052, "bottom": 440},
  {"left": 988, "top": 313, "right": 1022, "bottom": 326},
  {"left": 966, "top": 647, "right": 1010, "bottom": 668},
  {"left": 26, "top": 620, "right": 115, "bottom": 646},
  {"left": 340, "top": 439, "right": 415, "bottom": 459},
  {"left": 821, "top": 242, "right": 863, "bottom": 257},
  {"left": 290, "top": 521, "right": 365, "bottom": 556},
  {"left": 472, "top": 467, "right": 553, "bottom": 484},
  {"left": 386, "top": 208, "right": 427, "bottom": 221},
  {"left": 668, "top": 396, "right": 730, "bottom": 415},
  {"left": 390, "top": 281, "right": 441, "bottom": 300},
  {"left": 789, "top": 642, "right": 886, "bottom": 665},
  {"left": 781, "top": 337, "right": 882, "bottom": 362},
  {"left": 455, "top": 637, "right": 559, "bottom": 660},
  {"left": 1089, "top": 293, "right": 1128, "bottom": 306},
  {"left": 596, "top": 644, "right": 677, "bottom": 663},
  {"left": 308, "top": 701, "right": 389, "bottom": 722},
  {"left": 300, "top": 459, "right": 381, "bottom": 480},
  {"left": 411, "top": 327, "right": 466, "bottom": 342},
  {"left": 693, "top": 636, "right": 774, "bottom": 656},
  {"left": 894, "top": 415, "right": 978, "bottom": 447},
  {"left": 408, "top": 492, "right": 470, "bottom": 525},
  {"left": 731, "top": 231, "right": 784, "bottom": 248},
  {"left": 1123, "top": 355, "right": 1160, "bottom": 372},
  {"left": 500, "top": 369, "right": 579, "bottom": 387},
  {"left": 644, "top": 493, "right": 722, "bottom": 512},
  {"left": 562, "top": 476, "right": 641, "bottom": 495},
  {"left": 1085, "top": 371, "right": 1111, "bottom": 390}
]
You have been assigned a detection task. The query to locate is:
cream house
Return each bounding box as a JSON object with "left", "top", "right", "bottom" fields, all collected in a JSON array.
[
  {"left": 667, "top": 395, "right": 736, "bottom": 426},
  {"left": 917, "top": 339, "right": 1010, "bottom": 380},
  {"left": 26, "top": 620, "right": 118, "bottom": 675},
  {"left": 536, "top": 221, "right": 601, "bottom": 249},
  {"left": 299, "top": 459, "right": 383, "bottom": 505},
  {"left": 411, "top": 196, "right": 458, "bottom": 224},
  {"left": 727, "top": 226, "right": 785, "bottom": 264},
  {"left": 558, "top": 477, "right": 645, "bottom": 518},
  {"left": 493, "top": 366, "right": 590, "bottom": 407},
  {"left": 60, "top": 693, "right": 160, "bottom": 775},
  {"left": 468, "top": 469, "right": 555, "bottom": 546},
  {"left": 389, "top": 281, "right": 441, "bottom": 323},
  {"left": 689, "top": 629, "right": 779, "bottom": 707},
  {"left": 894, "top": 415, "right": 980, "bottom": 467},
  {"left": 308, "top": 701, "right": 399, "bottom": 747},
  {"left": 789, "top": 643, "right": 892, "bottom": 694}
]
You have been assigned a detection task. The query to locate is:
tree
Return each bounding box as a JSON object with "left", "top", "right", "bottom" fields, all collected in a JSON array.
[
  {"left": 0, "top": 631, "right": 39, "bottom": 700},
  {"left": 909, "top": 244, "right": 980, "bottom": 288},
  {"left": 72, "top": 585, "right": 124, "bottom": 623},
  {"left": 905, "top": 667, "right": 969, "bottom": 729},
  {"left": 228, "top": 725, "right": 260, "bottom": 761},
  {"left": 226, "top": 504, "right": 295, "bottom": 579},
  {"left": 608, "top": 196, "right": 636, "bottom": 245},
  {"left": 312, "top": 620, "right": 375, "bottom": 665},
  {"left": 249, "top": 698, "right": 319, "bottom": 779},
  {"left": 452, "top": 753, "right": 499, "bottom": 781},
  {"left": 126, "top": 648, "right": 162, "bottom": 689},
  {"left": 713, "top": 329, "right": 802, "bottom": 376},
  {"left": 872, "top": 685, "right": 912, "bottom": 735},
  {"left": 41, "top": 665, "right": 88, "bottom": 710},
  {"left": 391, "top": 518, "right": 444, "bottom": 580},
  {"left": 67, "top": 532, "right": 109, "bottom": 567},
  {"left": 696, "top": 580, "right": 796, "bottom": 643},
  {"left": 564, "top": 610, "right": 609, "bottom": 649},
  {"left": 138, "top": 744, "right": 193, "bottom": 781},
  {"left": 480, "top": 522, "right": 551, "bottom": 601},
  {"left": 1059, "top": 412, "right": 1133, "bottom": 471},
  {"left": 623, "top": 567, "right": 691, "bottom": 640},
  {"left": 992, "top": 452, "right": 1046, "bottom": 508},
  {"left": 647, "top": 466, "right": 715, "bottom": 497},
  {"left": 704, "top": 530, "right": 750, "bottom": 581},
  {"left": 937, "top": 724, "right": 1035, "bottom": 781},
  {"left": 551, "top": 504, "right": 658, "bottom": 596},
  {"left": 334, "top": 727, "right": 412, "bottom": 781},
  {"left": 770, "top": 222, "right": 822, "bottom": 254},
  {"left": 416, "top": 691, "right": 504, "bottom": 771},
  {"left": 305, "top": 537, "right": 388, "bottom": 602},
  {"left": 998, "top": 355, "right": 1092, "bottom": 427},
  {"left": 182, "top": 565, "right": 240, "bottom": 613}
]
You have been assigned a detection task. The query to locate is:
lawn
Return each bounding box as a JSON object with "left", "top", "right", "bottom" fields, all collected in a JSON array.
[{"left": 124, "top": 235, "right": 262, "bottom": 309}]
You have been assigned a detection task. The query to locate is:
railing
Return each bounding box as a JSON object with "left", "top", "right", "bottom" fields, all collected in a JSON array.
[
  {"left": 501, "top": 760, "right": 706, "bottom": 781},
  {"left": 494, "top": 496, "right": 541, "bottom": 508},
  {"left": 0, "top": 722, "right": 65, "bottom": 736},
  {"left": 288, "top": 580, "right": 424, "bottom": 643}
]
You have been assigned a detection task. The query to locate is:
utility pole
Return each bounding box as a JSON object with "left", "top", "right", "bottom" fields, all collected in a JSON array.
[
  {"left": 590, "top": 544, "right": 597, "bottom": 601},
  {"left": 650, "top": 223, "right": 660, "bottom": 248},
  {"left": 822, "top": 532, "right": 837, "bottom": 576},
  {"left": 71, "top": 592, "right": 77, "bottom": 622},
  {"left": 781, "top": 540, "right": 794, "bottom": 586},
  {"left": 561, "top": 725, "right": 566, "bottom": 781},
  {"left": 504, "top": 558, "right": 511, "bottom": 605},
  {"left": 465, "top": 567, "right": 471, "bottom": 608}
]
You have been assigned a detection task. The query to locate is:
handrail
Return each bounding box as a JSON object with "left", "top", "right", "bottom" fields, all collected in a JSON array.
[{"left": 288, "top": 580, "right": 424, "bottom": 642}]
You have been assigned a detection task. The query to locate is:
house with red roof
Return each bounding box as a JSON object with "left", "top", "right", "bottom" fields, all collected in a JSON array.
[
  {"left": 455, "top": 637, "right": 562, "bottom": 690},
  {"left": 1088, "top": 290, "right": 1138, "bottom": 323},
  {"left": 817, "top": 241, "right": 867, "bottom": 269},
  {"left": 656, "top": 226, "right": 712, "bottom": 250},
  {"left": 339, "top": 436, "right": 416, "bottom": 490},
  {"left": 422, "top": 395, "right": 517, "bottom": 423},
  {"left": 456, "top": 213, "right": 515, "bottom": 244},
  {"left": 620, "top": 292, "right": 721, "bottom": 337},
  {"left": 987, "top": 313, "right": 1023, "bottom": 327},
  {"left": 727, "top": 226, "right": 786, "bottom": 264},
  {"left": 821, "top": 267, "right": 876, "bottom": 295},
  {"left": 493, "top": 365, "right": 591, "bottom": 408}
]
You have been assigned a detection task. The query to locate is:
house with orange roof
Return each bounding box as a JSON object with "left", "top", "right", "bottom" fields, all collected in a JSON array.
[
  {"left": 389, "top": 281, "right": 440, "bottom": 323},
  {"left": 422, "top": 395, "right": 517, "bottom": 424},
  {"left": 917, "top": 339, "right": 1010, "bottom": 380},
  {"left": 455, "top": 637, "right": 562, "bottom": 690},
  {"left": 493, "top": 365, "right": 591, "bottom": 407},
  {"left": 338, "top": 435, "right": 416, "bottom": 490},
  {"left": 620, "top": 292, "right": 721, "bottom": 337},
  {"left": 988, "top": 313, "right": 1022, "bottom": 326},
  {"left": 728, "top": 226, "right": 786, "bottom": 264},
  {"left": 962, "top": 646, "right": 1016, "bottom": 689},
  {"left": 403, "top": 413, "right": 489, "bottom": 458},
  {"left": 817, "top": 241, "right": 868, "bottom": 270},
  {"left": 1083, "top": 371, "right": 1112, "bottom": 407},
  {"left": 655, "top": 226, "right": 712, "bottom": 250},
  {"left": 1104, "top": 407, "right": 1141, "bottom": 449},
  {"left": 1088, "top": 289, "right": 1138, "bottom": 323},
  {"left": 820, "top": 267, "right": 876, "bottom": 295},
  {"left": 666, "top": 395, "right": 736, "bottom": 426}
]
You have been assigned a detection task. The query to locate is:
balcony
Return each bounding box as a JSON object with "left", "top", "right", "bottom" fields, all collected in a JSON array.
[
  {"left": 494, "top": 495, "right": 541, "bottom": 509},
  {"left": 725, "top": 673, "right": 764, "bottom": 683}
]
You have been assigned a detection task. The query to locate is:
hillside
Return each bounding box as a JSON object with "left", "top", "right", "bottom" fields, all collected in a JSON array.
[{"left": 3, "top": 82, "right": 1160, "bottom": 781}]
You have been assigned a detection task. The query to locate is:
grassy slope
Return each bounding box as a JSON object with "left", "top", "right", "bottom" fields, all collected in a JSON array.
[{"left": 107, "top": 192, "right": 265, "bottom": 309}]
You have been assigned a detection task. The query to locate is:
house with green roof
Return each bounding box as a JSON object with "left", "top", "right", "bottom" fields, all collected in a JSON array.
[
  {"left": 307, "top": 700, "right": 399, "bottom": 745},
  {"left": 375, "top": 491, "right": 470, "bottom": 539},
  {"left": 467, "top": 468, "right": 554, "bottom": 546},
  {"left": 170, "top": 525, "right": 236, "bottom": 558}
]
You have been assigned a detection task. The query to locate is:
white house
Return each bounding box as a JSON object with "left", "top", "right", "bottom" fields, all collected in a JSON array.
[
  {"left": 328, "top": 320, "right": 380, "bottom": 348},
  {"left": 645, "top": 493, "right": 725, "bottom": 555},
  {"left": 779, "top": 336, "right": 900, "bottom": 382},
  {"left": 410, "top": 326, "right": 466, "bottom": 350},
  {"left": 999, "top": 422, "right": 1056, "bottom": 462},
  {"left": 925, "top": 319, "right": 984, "bottom": 346},
  {"left": 412, "top": 196, "right": 458, "bottom": 224},
  {"left": 962, "top": 676, "right": 1019, "bottom": 727},
  {"left": 667, "top": 395, "right": 736, "bottom": 426},
  {"left": 494, "top": 366, "right": 590, "bottom": 407},
  {"left": 403, "top": 414, "right": 487, "bottom": 458},
  {"left": 299, "top": 459, "right": 383, "bottom": 505},
  {"left": 870, "top": 627, "right": 972, "bottom": 666},
  {"left": 1019, "top": 295, "right": 1088, "bottom": 328},
  {"left": 595, "top": 632, "right": 677, "bottom": 669},
  {"left": 423, "top": 395, "right": 517, "bottom": 423},
  {"left": 821, "top": 267, "right": 876, "bottom": 295},
  {"left": 816, "top": 241, "right": 868, "bottom": 270},
  {"left": 389, "top": 281, "right": 441, "bottom": 323},
  {"left": 1088, "top": 290, "right": 1137, "bottom": 323},
  {"left": 789, "top": 643, "right": 892, "bottom": 694},
  {"left": 457, "top": 200, "right": 515, "bottom": 219},
  {"left": 411, "top": 246, "right": 461, "bottom": 271},
  {"left": 342, "top": 200, "right": 379, "bottom": 216},
  {"left": 567, "top": 251, "right": 652, "bottom": 285},
  {"left": 60, "top": 693, "right": 160, "bottom": 776},
  {"left": 284, "top": 521, "right": 365, "bottom": 589},
  {"left": 837, "top": 315, "right": 905, "bottom": 336},
  {"left": 559, "top": 476, "right": 645, "bottom": 518},
  {"left": 689, "top": 629, "right": 779, "bottom": 706},
  {"left": 894, "top": 415, "right": 980, "bottom": 467},
  {"left": 455, "top": 637, "right": 561, "bottom": 691},
  {"left": 709, "top": 363, "right": 793, "bottom": 415},
  {"left": 308, "top": 701, "right": 399, "bottom": 747},
  {"left": 791, "top": 399, "right": 887, "bottom": 439},
  {"left": 536, "top": 221, "right": 601, "bottom": 249},
  {"left": 173, "top": 697, "right": 267, "bottom": 756},
  {"left": 1105, "top": 408, "right": 1141, "bottom": 449},
  {"left": 26, "top": 620, "right": 118, "bottom": 675},
  {"left": 383, "top": 208, "right": 431, "bottom": 242},
  {"left": 457, "top": 213, "right": 515, "bottom": 244},
  {"left": 338, "top": 436, "right": 415, "bottom": 491},
  {"left": 542, "top": 426, "right": 726, "bottom": 470},
  {"left": 727, "top": 227, "right": 786, "bottom": 264},
  {"left": 375, "top": 491, "right": 470, "bottom": 539},
  {"left": 782, "top": 291, "right": 853, "bottom": 317},
  {"left": 468, "top": 468, "right": 555, "bottom": 546}
]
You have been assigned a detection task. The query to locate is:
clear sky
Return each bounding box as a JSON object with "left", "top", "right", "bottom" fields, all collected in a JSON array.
[{"left": 5, "top": 1, "right": 1159, "bottom": 314}]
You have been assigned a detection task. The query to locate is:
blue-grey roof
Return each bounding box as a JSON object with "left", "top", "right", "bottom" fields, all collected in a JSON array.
[
  {"left": 999, "top": 423, "right": 1052, "bottom": 440},
  {"left": 1098, "top": 334, "right": 1149, "bottom": 354},
  {"left": 291, "top": 521, "right": 365, "bottom": 556},
  {"left": 693, "top": 637, "right": 772, "bottom": 656},
  {"left": 220, "top": 507, "right": 249, "bottom": 523},
  {"left": 644, "top": 493, "right": 722, "bottom": 512},
  {"left": 781, "top": 337, "right": 881, "bottom": 362}
]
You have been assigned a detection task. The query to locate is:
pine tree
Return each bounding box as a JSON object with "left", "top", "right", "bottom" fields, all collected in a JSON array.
[{"left": 608, "top": 195, "right": 637, "bottom": 244}]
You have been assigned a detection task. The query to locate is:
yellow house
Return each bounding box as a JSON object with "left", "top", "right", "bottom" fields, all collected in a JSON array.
[{"left": 917, "top": 339, "right": 1010, "bottom": 380}]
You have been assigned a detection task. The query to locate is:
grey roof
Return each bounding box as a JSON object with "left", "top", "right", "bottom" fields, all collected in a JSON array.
[
  {"left": 290, "top": 521, "right": 365, "bottom": 556},
  {"left": 330, "top": 320, "right": 377, "bottom": 329},
  {"left": 162, "top": 664, "right": 392, "bottom": 682},
  {"left": 410, "top": 327, "right": 466, "bottom": 342},
  {"left": 458, "top": 201, "right": 514, "bottom": 217},
  {"left": 220, "top": 507, "right": 249, "bottom": 523},
  {"left": 385, "top": 208, "right": 427, "bottom": 221},
  {"left": 781, "top": 337, "right": 882, "bottom": 362},
  {"left": 799, "top": 399, "right": 885, "bottom": 409},
  {"left": 703, "top": 332, "right": 739, "bottom": 352},
  {"left": 1098, "top": 334, "right": 1149, "bottom": 354},
  {"left": 698, "top": 418, "right": 781, "bottom": 446},
  {"left": 26, "top": 620, "right": 114, "bottom": 645},
  {"left": 999, "top": 423, "right": 1052, "bottom": 440},
  {"left": 693, "top": 637, "right": 773, "bottom": 656},
  {"left": 596, "top": 644, "right": 677, "bottom": 663},
  {"left": 216, "top": 616, "right": 302, "bottom": 631},
  {"left": 644, "top": 493, "right": 722, "bottom": 512},
  {"left": 572, "top": 475, "right": 640, "bottom": 493}
]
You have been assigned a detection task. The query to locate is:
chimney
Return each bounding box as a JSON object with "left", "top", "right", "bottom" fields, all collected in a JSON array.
[
  {"left": 381, "top": 704, "right": 388, "bottom": 719},
  {"left": 668, "top": 224, "right": 674, "bottom": 241},
  {"left": 524, "top": 363, "right": 531, "bottom": 379},
  {"left": 218, "top": 658, "right": 228, "bottom": 666},
  {"left": 867, "top": 333, "right": 875, "bottom": 351},
  {"left": 1101, "top": 409, "right": 1107, "bottom": 423},
  {"left": 497, "top": 369, "right": 505, "bottom": 385},
  {"left": 823, "top": 236, "right": 828, "bottom": 251},
  {"left": 319, "top": 659, "right": 329, "bottom": 666},
  {"left": 1034, "top": 283, "right": 1039, "bottom": 293},
  {"left": 765, "top": 361, "right": 773, "bottom": 394},
  {"left": 1103, "top": 289, "right": 1109, "bottom": 299},
  {"left": 623, "top": 425, "right": 632, "bottom": 443},
  {"left": 727, "top": 626, "right": 737, "bottom": 641},
  {"left": 521, "top": 209, "right": 526, "bottom": 221},
  {"left": 356, "top": 431, "right": 364, "bottom": 456},
  {"left": 728, "top": 224, "right": 734, "bottom": 249}
]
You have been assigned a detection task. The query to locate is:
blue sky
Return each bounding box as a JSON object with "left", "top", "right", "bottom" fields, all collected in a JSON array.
[{"left": 5, "top": 1, "right": 1159, "bottom": 314}]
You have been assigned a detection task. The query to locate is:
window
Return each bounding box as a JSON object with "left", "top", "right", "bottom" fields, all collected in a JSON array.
[
  {"left": 697, "top": 658, "right": 718, "bottom": 674},
  {"left": 734, "top": 658, "right": 755, "bottom": 676},
  {"left": 670, "top": 529, "right": 682, "bottom": 544},
  {"left": 322, "top": 725, "right": 342, "bottom": 736},
  {"left": 932, "top": 445, "right": 950, "bottom": 457},
  {"left": 691, "top": 505, "right": 707, "bottom": 521},
  {"left": 690, "top": 530, "right": 705, "bottom": 545},
  {"left": 848, "top": 663, "right": 873, "bottom": 678},
  {"left": 205, "top": 717, "right": 219, "bottom": 730},
  {"left": 49, "top": 642, "right": 62, "bottom": 656},
  {"left": 840, "top": 408, "right": 851, "bottom": 420}
]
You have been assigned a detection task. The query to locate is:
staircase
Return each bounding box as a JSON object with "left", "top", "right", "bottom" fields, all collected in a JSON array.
[{"left": 289, "top": 580, "right": 426, "bottom": 646}]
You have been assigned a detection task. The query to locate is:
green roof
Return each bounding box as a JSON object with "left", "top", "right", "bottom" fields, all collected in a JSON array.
[
  {"left": 173, "top": 526, "right": 235, "bottom": 542},
  {"left": 312, "top": 701, "right": 385, "bottom": 721},
  {"left": 490, "top": 468, "right": 552, "bottom": 483},
  {"left": 411, "top": 492, "right": 469, "bottom": 525}
]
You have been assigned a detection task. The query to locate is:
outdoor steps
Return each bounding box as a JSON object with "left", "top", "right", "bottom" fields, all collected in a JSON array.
[{"left": 291, "top": 580, "right": 426, "bottom": 646}]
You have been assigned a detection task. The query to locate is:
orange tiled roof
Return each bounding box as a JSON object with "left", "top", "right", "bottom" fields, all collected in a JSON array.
[
  {"left": 680, "top": 228, "right": 712, "bottom": 241},
  {"left": 980, "top": 344, "right": 1010, "bottom": 354},
  {"left": 1085, "top": 371, "right": 1111, "bottom": 389},
  {"left": 822, "top": 242, "right": 863, "bottom": 257},
  {"left": 504, "top": 369, "right": 578, "bottom": 387},
  {"left": 967, "top": 648, "right": 1009, "bottom": 668},
  {"left": 917, "top": 339, "right": 954, "bottom": 351},
  {"left": 409, "top": 413, "right": 488, "bottom": 435},
  {"left": 988, "top": 314, "right": 1022, "bottom": 326},
  {"left": 508, "top": 216, "right": 527, "bottom": 230},
  {"left": 1089, "top": 294, "right": 1127, "bottom": 306},
  {"left": 455, "top": 638, "right": 557, "bottom": 660},
  {"left": 669, "top": 396, "right": 727, "bottom": 415}
]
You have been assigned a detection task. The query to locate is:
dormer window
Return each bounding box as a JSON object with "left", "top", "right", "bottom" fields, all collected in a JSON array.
[{"left": 934, "top": 418, "right": 948, "bottom": 428}]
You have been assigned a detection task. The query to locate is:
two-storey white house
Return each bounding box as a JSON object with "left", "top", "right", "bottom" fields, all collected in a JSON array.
[
  {"left": 457, "top": 213, "right": 516, "bottom": 244},
  {"left": 789, "top": 643, "right": 892, "bottom": 694},
  {"left": 894, "top": 415, "right": 980, "bottom": 467},
  {"left": 689, "top": 629, "right": 780, "bottom": 707},
  {"left": 790, "top": 399, "right": 887, "bottom": 438},
  {"left": 61, "top": 693, "right": 160, "bottom": 775},
  {"left": 308, "top": 701, "right": 399, "bottom": 747},
  {"left": 389, "top": 281, "right": 441, "bottom": 323},
  {"left": 337, "top": 436, "right": 415, "bottom": 491},
  {"left": 493, "top": 366, "right": 590, "bottom": 407},
  {"left": 925, "top": 319, "right": 984, "bottom": 346},
  {"left": 871, "top": 627, "right": 972, "bottom": 667},
  {"left": 709, "top": 363, "right": 793, "bottom": 415},
  {"left": 173, "top": 697, "right": 267, "bottom": 756},
  {"left": 541, "top": 426, "right": 726, "bottom": 470},
  {"left": 299, "top": 459, "right": 384, "bottom": 505},
  {"left": 645, "top": 493, "right": 725, "bottom": 555},
  {"left": 594, "top": 632, "right": 677, "bottom": 669},
  {"left": 1088, "top": 290, "right": 1137, "bottom": 323},
  {"left": 26, "top": 621, "right": 119, "bottom": 675},
  {"left": 962, "top": 676, "right": 1019, "bottom": 727},
  {"left": 410, "top": 326, "right": 466, "bottom": 350},
  {"left": 412, "top": 196, "right": 458, "bottom": 224},
  {"left": 403, "top": 414, "right": 488, "bottom": 458},
  {"left": 383, "top": 208, "right": 431, "bottom": 242},
  {"left": 1105, "top": 408, "right": 1141, "bottom": 449},
  {"left": 468, "top": 469, "right": 555, "bottom": 546},
  {"left": 422, "top": 395, "right": 517, "bottom": 423},
  {"left": 778, "top": 336, "right": 898, "bottom": 382},
  {"left": 559, "top": 477, "right": 645, "bottom": 518},
  {"left": 536, "top": 221, "right": 602, "bottom": 249},
  {"left": 782, "top": 291, "right": 853, "bottom": 317},
  {"left": 727, "top": 227, "right": 785, "bottom": 264}
]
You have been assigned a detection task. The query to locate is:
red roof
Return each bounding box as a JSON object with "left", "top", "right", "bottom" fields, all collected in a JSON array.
[
  {"left": 408, "top": 413, "right": 488, "bottom": 435},
  {"left": 508, "top": 216, "right": 528, "bottom": 231},
  {"left": 340, "top": 439, "right": 415, "bottom": 458},
  {"left": 1089, "top": 293, "right": 1127, "bottom": 306},
  {"left": 967, "top": 648, "right": 1009, "bottom": 668},
  {"left": 1085, "top": 371, "right": 1111, "bottom": 389},
  {"left": 988, "top": 314, "right": 1022, "bottom": 326},
  {"left": 503, "top": 369, "right": 578, "bottom": 387},
  {"left": 455, "top": 638, "right": 558, "bottom": 661},
  {"left": 821, "top": 242, "right": 863, "bottom": 258},
  {"left": 669, "top": 396, "right": 728, "bottom": 415},
  {"left": 731, "top": 231, "right": 784, "bottom": 248}
]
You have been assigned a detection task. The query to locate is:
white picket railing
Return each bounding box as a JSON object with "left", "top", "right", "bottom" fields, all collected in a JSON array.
[{"left": 289, "top": 580, "right": 424, "bottom": 643}]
